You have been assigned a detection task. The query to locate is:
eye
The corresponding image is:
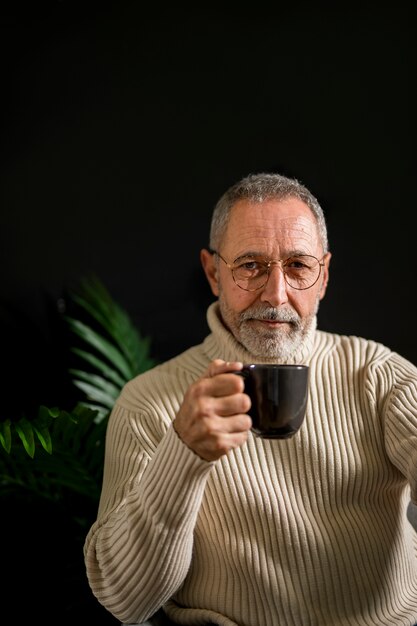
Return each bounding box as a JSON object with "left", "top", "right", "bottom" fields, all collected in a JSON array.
[
  {"left": 285, "top": 256, "right": 313, "bottom": 270},
  {"left": 233, "top": 258, "right": 268, "bottom": 278},
  {"left": 239, "top": 261, "right": 262, "bottom": 270}
]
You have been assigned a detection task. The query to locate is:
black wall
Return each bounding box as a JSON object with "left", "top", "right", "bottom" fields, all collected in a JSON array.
[
  {"left": 1, "top": 3, "right": 416, "bottom": 407},
  {"left": 0, "top": 3, "right": 415, "bottom": 623}
]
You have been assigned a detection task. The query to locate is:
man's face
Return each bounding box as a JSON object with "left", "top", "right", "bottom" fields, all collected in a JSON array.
[{"left": 201, "top": 197, "right": 331, "bottom": 359}]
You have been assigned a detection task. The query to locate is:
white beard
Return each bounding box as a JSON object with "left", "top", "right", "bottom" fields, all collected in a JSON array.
[{"left": 218, "top": 298, "right": 320, "bottom": 360}]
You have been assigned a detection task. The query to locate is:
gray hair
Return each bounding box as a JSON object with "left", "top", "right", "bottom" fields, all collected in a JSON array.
[{"left": 209, "top": 172, "right": 328, "bottom": 253}]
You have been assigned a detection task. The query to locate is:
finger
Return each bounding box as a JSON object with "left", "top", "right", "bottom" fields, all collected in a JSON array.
[
  {"left": 210, "top": 393, "right": 251, "bottom": 417},
  {"left": 204, "top": 359, "right": 243, "bottom": 379},
  {"left": 198, "top": 413, "right": 251, "bottom": 436},
  {"left": 199, "top": 373, "right": 246, "bottom": 400},
  {"left": 195, "top": 429, "right": 251, "bottom": 461},
  {"left": 215, "top": 413, "right": 252, "bottom": 434}
]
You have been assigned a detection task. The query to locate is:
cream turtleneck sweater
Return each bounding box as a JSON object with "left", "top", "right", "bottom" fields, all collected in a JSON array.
[{"left": 84, "top": 302, "right": 417, "bottom": 626}]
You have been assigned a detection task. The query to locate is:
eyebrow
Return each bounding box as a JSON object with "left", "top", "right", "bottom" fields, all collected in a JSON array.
[{"left": 233, "top": 249, "right": 312, "bottom": 263}]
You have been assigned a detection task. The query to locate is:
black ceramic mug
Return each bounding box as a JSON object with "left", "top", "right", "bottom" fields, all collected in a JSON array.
[{"left": 238, "top": 364, "right": 309, "bottom": 439}]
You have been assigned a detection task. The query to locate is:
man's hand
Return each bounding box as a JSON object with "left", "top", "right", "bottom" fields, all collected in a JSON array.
[{"left": 173, "top": 359, "right": 252, "bottom": 461}]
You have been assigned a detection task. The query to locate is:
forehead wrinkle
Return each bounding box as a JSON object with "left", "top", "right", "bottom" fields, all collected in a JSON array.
[{"left": 226, "top": 214, "right": 320, "bottom": 259}]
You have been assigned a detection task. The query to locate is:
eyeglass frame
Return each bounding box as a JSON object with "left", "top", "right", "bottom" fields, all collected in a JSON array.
[{"left": 209, "top": 249, "right": 326, "bottom": 292}]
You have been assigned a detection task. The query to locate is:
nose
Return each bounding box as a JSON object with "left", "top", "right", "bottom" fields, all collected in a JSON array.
[{"left": 259, "top": 263, "right": 289, "bottom": 306}]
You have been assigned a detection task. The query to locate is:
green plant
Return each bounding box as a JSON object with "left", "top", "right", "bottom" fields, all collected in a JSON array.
[
  {"left": 67, "top": 274, "right": 155, "bottom": 421},
  {"left": 0, "top": 275, "right": 155, "bottom": 623},
  {"left": 0, "top": 275, "right": 155, "bottom": 523}
]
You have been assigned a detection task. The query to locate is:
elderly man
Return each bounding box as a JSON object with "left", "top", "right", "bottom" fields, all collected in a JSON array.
[{"left": 84, "top": 173, "right": 417, "bottom": 626}]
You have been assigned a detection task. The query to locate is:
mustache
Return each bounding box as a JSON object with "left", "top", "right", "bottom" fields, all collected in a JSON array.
[{"left": 239, "top": 305, "right": 300, "bottom": 325}]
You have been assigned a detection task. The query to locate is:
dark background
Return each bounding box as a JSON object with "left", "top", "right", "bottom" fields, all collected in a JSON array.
[{"left": 0, "top": 2, "right": 415, "bottom": 623}]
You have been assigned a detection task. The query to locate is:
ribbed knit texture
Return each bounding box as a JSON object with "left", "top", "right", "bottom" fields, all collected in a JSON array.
[{"left": 84, "top": 302, "right": 417, "bottom": 626}]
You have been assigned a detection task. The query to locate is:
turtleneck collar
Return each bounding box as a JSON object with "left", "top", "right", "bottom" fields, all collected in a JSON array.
[{"left": 202, "top": 301, "right": 317, "bottom": 365}]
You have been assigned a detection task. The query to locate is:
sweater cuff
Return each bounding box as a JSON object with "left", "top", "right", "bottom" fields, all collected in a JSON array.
[{"left": 140, "top": 424, "right": 215, "bottom": 531}]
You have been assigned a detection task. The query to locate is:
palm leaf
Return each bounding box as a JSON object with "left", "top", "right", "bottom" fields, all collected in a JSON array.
[
  {"left": 69, "top": 275, "right": 155, "bottom": 375},
  {"left": 0, "top": 274, "right": 156, "bottom": 528},
  {"left": 69, "top": 369, "right": 121, "bottom": 403},
  {"left": 66, "top": 275, "right": 156, "bottom": 418},
  {"left": 70, "top": 347, "right": 126, "bottom": 387},
  {"left": 66, "top": 318, "right": 134, "bottom": 381}
]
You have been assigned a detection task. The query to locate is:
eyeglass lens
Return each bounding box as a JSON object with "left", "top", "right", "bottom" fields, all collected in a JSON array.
[{"left": 232, "top": 255, "right": 321, "bottom": 291}]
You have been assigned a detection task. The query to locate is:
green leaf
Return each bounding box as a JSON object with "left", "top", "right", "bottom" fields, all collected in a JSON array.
[
  {"left": 75, "top": 402, "right": 109, "bottom": 423},
  {"left": 0, "top": 419, "right": 12, "bottom": 453},
  {"left": 69, "top": 369, "right": 121, "bottom": 396},
  {"left": 66, "top": 318, "right": 134, "bottom": 381},
  {"left": 71, "top": 380, "right": 119, "bottom": 409},
  {"left": 32, "top": 422, "right": 53, "bottom": 455},
  {"left": 70, "top": 347, "right": 126, "bottom": 388},
  {"left": 70, "top": 275, "right": 156, "bottom": 375},
  {"left": 14, "top": 418, "right": 36, "bottom": 458}
]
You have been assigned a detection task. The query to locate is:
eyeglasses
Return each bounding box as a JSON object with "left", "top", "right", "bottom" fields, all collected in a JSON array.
[{"left": 211, "top": 250, "right": 325, "bottom": 292}]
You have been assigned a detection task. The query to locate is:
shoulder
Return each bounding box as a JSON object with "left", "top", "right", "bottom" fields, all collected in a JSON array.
[
  {"left": 116, "top": 342, "right": 211, "bottom": 413},
  {"left": 315, "top": 329, "right": 389, "bottom": 357},
  {"left": 314, "top": 329, "right": 417, "bottom": 378}
]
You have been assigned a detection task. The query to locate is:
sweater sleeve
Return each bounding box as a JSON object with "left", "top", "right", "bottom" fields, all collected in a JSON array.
[
  {"left": 374, "top": 352, "right": 417, "bottom": 504},
  {"left": 83, "top": 400, "right": 214, "bottom": 624}
]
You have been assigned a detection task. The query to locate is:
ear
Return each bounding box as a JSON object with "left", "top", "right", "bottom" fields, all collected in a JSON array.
[
  {"left": 200, "top": 248, "right": 219, "bottom": 296},
  {"left": 318, "top": 252, "right": 331, "bottom": 300}
]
